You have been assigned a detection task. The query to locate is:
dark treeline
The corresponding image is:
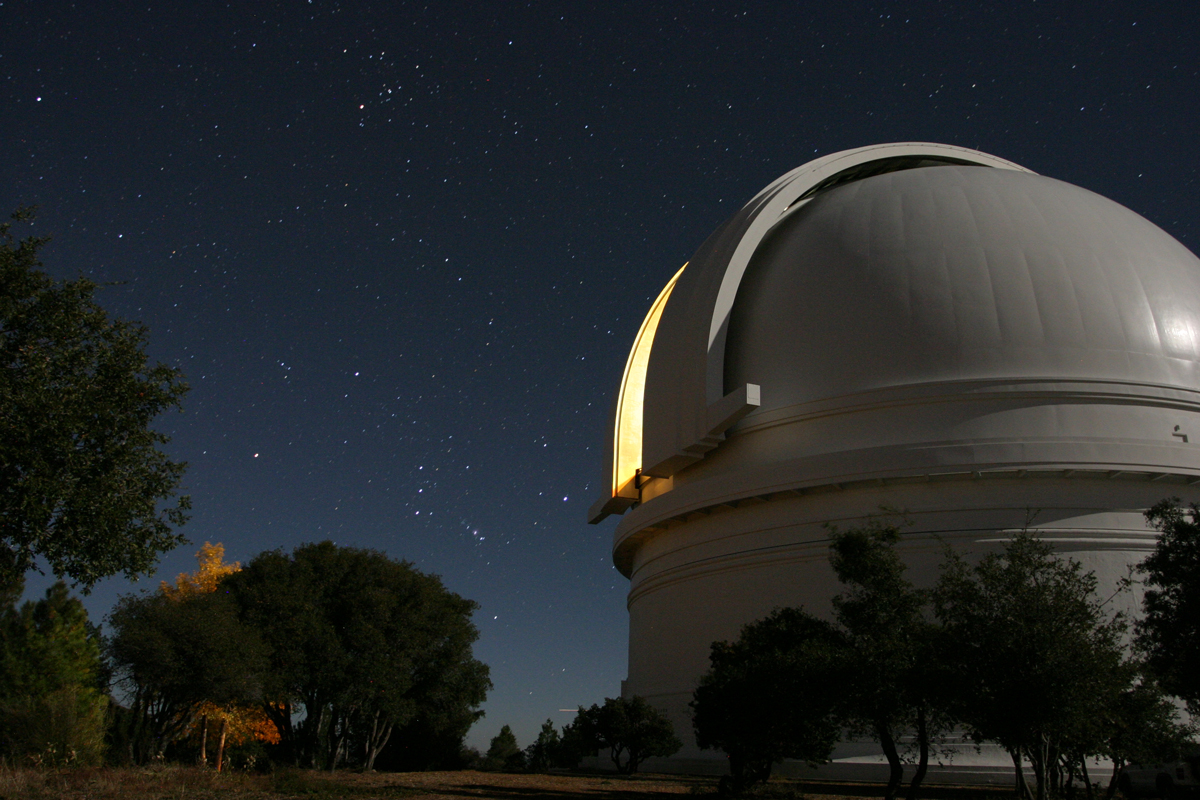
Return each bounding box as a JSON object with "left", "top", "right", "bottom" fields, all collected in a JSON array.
[
  {"left": 692, "top": 503, "right": 1200, "bottom": 800},
  {"left": 476, "top": 695, "right": 682, "bottom": 775},
  {"left": 0, "top": 541, "right": 490, "bottom": 773},
  {"left": 0, "top": 575, "right": 109, "bottom": 765}
]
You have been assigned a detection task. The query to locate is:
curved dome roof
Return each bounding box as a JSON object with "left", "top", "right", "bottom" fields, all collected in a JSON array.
[
  {"left": 589, "top": 144, "right": 1200, "bottom": 524},
  {"left": 726, "top": 165, "right": 1200, "bottom": 408}
]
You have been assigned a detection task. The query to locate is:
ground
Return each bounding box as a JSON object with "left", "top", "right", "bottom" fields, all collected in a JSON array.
[{"left": 0, "top": 767, "right": 1020, "bottom": 800}]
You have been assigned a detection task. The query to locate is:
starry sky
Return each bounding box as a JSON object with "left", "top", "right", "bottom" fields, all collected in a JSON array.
[{"left": 5, "top": 1, "right": 1199, "bottom": 751}]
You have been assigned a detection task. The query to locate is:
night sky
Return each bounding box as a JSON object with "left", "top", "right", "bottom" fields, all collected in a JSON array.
[{"left": 5, "top": 1, "right": 1198, "bottom": 751}]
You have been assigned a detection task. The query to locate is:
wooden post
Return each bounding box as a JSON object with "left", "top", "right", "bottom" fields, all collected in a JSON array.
[{"left": 216, "top": 717, "right": 228, "bottom": 773}]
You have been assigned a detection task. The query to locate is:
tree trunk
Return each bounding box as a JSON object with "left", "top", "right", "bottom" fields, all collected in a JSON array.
[
  {"left": 1049, "top": 743, "right": 1062, "bottom": 798},
  {"left": 905, "top": 706, "right": 930, "bottom": 800},
  {"left": 216, "top": 718, "right": 228, "bottom": 773},
  {"left": 307, "top": 702, "right": 328, "bottom": 769},
  {"left": 877, "top": 722, "right": 904, "bottom": 800},
  {"left": 1012, "top": 749, "right": 1034, "bottom": 800},
  {"left": 199, "top": 715, "right": 209, "bottom": 766},
  {"left": 610, "top": 744, "right": 627, "bottom": 774},
  {"left": 363, "top": 711, "right": 394, "bottom": 773},
  {"left": 263, "top": 701, "right": 297, "bottom": 766},
  {"left": 1033, "top": 738, "right": 1049, "bottom": 800},
  {"left": 1081, "top": 757, "right": 1095, "bottom": 800},
  {"left": 330, "top": 707, "right": 354, "bottom": 773},
  {"left": 331, "top": 734, "right": 344, "bottom": 773},
  {"left": 130, "top": 695, "right": 148, "bottom": 765},
  {"left": 1105, "top": 760, "right": 1123, "bottom": 800}
]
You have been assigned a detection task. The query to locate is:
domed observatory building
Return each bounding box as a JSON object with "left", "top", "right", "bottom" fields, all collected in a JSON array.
[{"left": 588, "top": 143, "right": 1200, "bottom": 774}]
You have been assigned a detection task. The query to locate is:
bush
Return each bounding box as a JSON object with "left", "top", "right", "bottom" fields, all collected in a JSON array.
[
  {"left": 1, "top": 685, "right": 107, "bottom": 766},
  {"left": 569, "top": 696, "right": 681, "bottom": 774},
  {"left": 484, "top": 725, "right": 525, "bottom": 771}
]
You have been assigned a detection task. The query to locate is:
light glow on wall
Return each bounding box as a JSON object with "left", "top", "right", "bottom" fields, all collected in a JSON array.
[{"left": 613, "top": 264, "right": 686, "bottom": 497}]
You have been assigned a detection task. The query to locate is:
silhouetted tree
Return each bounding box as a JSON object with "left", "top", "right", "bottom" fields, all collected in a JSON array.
[
  {"left": 828, "top": 521, "right": 951, "bottom": 800},
  {"left": 485, "top": 724, "right": 525, "bottom": 771},
  {"left": 933, "top": 533, "right": 1128, "bottom": 800},
  {"left": 1137, "top": 499, "right": 1200, "bottom": 715},
  {"left": 107, "top": 588, "right": 267, "bottom": 762},
  {"left": 1100, "top": 677, "right": 1190, "bottom": 799},
  {"left": 1, "top": 209, "right": 189, "bottom": 590},
  {"left": 224, "top": 542, "right": 490, "bottom": 771},
  {"left": 692, "top": 608, "right": 847, "bottom": 792},
  {"left": 0, "top": 580, "right": 108, "bottom": 764},
  {"left": 525, "top": 719, "right": 563, "bottom": 772},
  {"left": 571, "top": 695, "right": 681, "bottom": 774}
]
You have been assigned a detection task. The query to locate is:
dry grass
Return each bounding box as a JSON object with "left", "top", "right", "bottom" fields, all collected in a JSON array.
[
  {"left": 0, "top": 766, "right": 1011, "bottom": 800},
  {"left": 334, "top": 770, "right": 712, "bottom": 799},
  {"left": 0, "top": 763, "right": 269, "bottom": 799},
  {"left": 0, "top": 766, "right": 709, "bottom": 800}
]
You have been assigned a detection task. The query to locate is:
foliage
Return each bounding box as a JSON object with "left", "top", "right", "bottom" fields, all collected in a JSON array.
[
  {"left": 374, "top": 713, "right": 485, "bottom": 772},
  {"left": 224, "top": 541, "right": 491, "bottom": 771},
  {"left": 692, "top": 523, "right": 1174, "bottom": 800},
  {"left": 154, "top": 542, "right": 277, "bottom": 767},
  {"left": 570, "top": 695, "right": 681, "bottom": 775},
  {"left": 1097, "top": 677, "right": 1191, "bottom": 799},
  {"left": 106, "top": 586, "right": 269, "bottom": 762},
  {"left": 2, "top": 686, "right": 109, "bottom": 767},
  {"left": 1137, "top": 499, "right": 1200, "bottom": 715},
  {"left": 692, "top": 608, "right": 847, "bottom": 792},
  {"left": 691, "top": 520, "right": 943, "bottom": 797},
  {"left": 524, "top": 719, "right": 564, "bottom": 772},
  {"left": 556, "top": 716, "right": 593, "bottom": 769},
  {"left": 161, "top": 541, "right": 240, "bottom": 601},
  {"left": 0, "top": 581, "right": 108, "bottom": 764},
  {"left": 484, "top": 724, "right": 525, "bottom": 771},
  {"left": 0, "top": 209, "right": 189, "bottom": 590},
  {"left": 191, "top": 700, "right": 281, "bottom": 747},
  {"left": 827, "top": 520, "right": 948, "bottom": 800},
  {"left": 933, "top": 532, "right": 1129, "bottom": 800}
]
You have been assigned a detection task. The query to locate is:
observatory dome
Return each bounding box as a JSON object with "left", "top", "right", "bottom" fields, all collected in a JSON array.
[
  {"left": 725, "top": 165, "right": 1200, "bottom": 405},
  {"left": 589, "top": 143, "right": 1200, "bottom": 775}
]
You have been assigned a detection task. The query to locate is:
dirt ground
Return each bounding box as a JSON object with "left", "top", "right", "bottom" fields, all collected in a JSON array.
[
  {"left": 0, "top": 766, "right": 1014, "bottom": 800},
  {"left": 330, "top": 769, "right": 716, "bottom": 799}
]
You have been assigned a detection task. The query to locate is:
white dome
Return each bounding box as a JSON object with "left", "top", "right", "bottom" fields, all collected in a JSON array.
[
  {"left": 726, "top": 165, "right": 1200, "bottom": 403},
  {"left": 590, "top": 144, "right": 1200, "bottom": 553}
]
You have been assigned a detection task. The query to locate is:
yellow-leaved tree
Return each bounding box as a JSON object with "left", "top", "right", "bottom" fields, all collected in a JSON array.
[
  {"left": 161, "top": 542, "right": 240, "bottom": 600},
  {"left": 162, "top": 543, "right": 276, "bottom": 770}
]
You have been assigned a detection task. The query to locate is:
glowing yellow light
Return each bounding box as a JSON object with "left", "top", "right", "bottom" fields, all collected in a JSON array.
[{"left": 613, "top": 263, "right": 686, "bottom": 497}]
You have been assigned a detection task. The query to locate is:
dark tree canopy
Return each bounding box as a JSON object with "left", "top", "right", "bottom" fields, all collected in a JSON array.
[
  {"left": 570, "top": 695, "right": 681, "bottom": 774},
  {"left": 0, "top": 210, "right": 189, "bottom": 590},
  {"left": 692, "top": 607, "right": 847, "bottom": 791},
  {"left": 485, "top": 724, "right": 525, "bottom": 771},
  {"left": 0, "top": 581, "right": 108, "bottom": 764},
  {"left": 106, "top": 587, "right": 268, "bottom": 761},
  {"left": 828, "top": 521, "right": 947, "bottom": 800},
  {"left": 1100, "top": 677, "right": 1190, "bottom": 799},
  {"left": 692, "top": 525, "right": 1167, "bottom": 800},
  {"left": 224, "top": 542, "right": 491, "bottom": 771},
  {"left": 933, "top": 532, "right": 1129, "bottom": 800},
  {"left": 1138, "top": 499, "right": 1200, "bottom": 715},
  {"left": 692, "top": 521, "right": 945, "bottom": 798},
  {"left": 524, "top": 718, "right": 564, "bottom": 772}
]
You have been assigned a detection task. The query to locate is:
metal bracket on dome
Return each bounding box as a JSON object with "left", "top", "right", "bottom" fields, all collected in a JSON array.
[
  {"left": 588, "top": 483, "right": 637, "bottom": 525},
  {"left": 642, "top": 383, "right": 760, "bottom": 479}
]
